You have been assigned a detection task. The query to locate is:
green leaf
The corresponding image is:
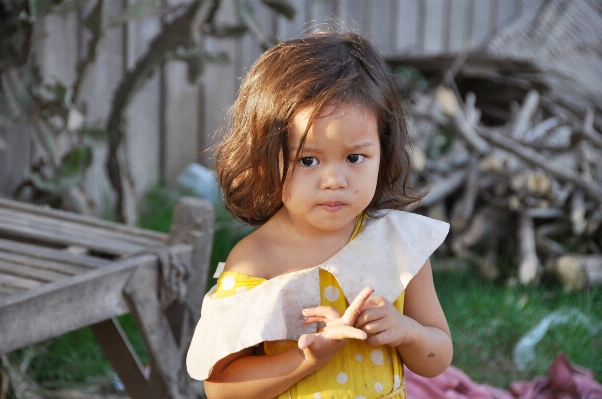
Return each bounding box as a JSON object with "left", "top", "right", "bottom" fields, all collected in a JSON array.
[
  {"left": 29, "top": 171, "right": 82, "bottom": 193},
  {"left": 261, "top": 0, "right": 296, "bottom": 20},
  {"left": 82, "top": 122, "right": 107, "bottom": 142},
  {"left": 32, "top": 119, "right": 58, "bottom": 160},
  {"left": 60, "top": 146, "right": 92, "bottom": 177}
]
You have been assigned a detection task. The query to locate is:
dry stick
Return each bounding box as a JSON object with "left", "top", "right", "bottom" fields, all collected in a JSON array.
[
  {"left": 419, "top": 169, "right": 468, "bottom": 208},
  {"left": 511, "top": 90, "right": 540, "bottom": 140},
  {"left": 579, "top": 108, "right": 602, "bottom": 149},
  {"left": 518, "top": 212, "right": 540, "bottom": 285},
  {"left": 450, "top": 156, "right": 480, "bottom": 232},
  {"left": 478, "top": 129, "right": 602, "bottom": 206},
  {"left": 570, "top": 190, "right": 587, "bottom": 235},
  {"left": 554, "top": 254, "right": 602, "bottom": 291},
  {"left": 452, "top": 206, "right": 499, "bottom": 254}
]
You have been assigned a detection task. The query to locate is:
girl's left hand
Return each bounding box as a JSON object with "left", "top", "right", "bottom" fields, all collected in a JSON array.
[{"left": 354, "top": 296, "right": 417, "bottom": 348}]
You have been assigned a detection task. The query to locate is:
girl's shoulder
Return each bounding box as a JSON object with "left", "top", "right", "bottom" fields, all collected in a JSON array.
[{"left": 223, "top": 228, "right": 272, "bottom": 279}]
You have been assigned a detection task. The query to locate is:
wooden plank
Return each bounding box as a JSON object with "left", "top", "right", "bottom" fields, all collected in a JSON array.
[
  {"left": 0, "top": 273, "right": 41, "bottom": 290},
  {"left": 0, "top": 253, "right": 163, "bottom": 354},
  {"left": 0, "top": 122, "right": 30, "bottom": 197},
  {"left": 370, "top": 0, "right": 394, "bottom": 53},
  {"left": 124, "top": 266, "right": 186, "bottom": 399},
  {"left": 0, "top": 252, "right": 86, "bottom": 276},
  {"left": 0, "top": 238, "right": 110, "bottom": 269},
  {"left": 0, "top": 286, "right": 20, "bottom": 296},
  {"left": 0, "top": 208, "right": 166, "bottom": 248},
  {"left": 275, "top": 0, "right": 307, "bottom": 41},
  {"left": 90, "top": 318, "right": 151, "bottom": 399},
  {"left": 424, "top": 0, "right": 446, "bottom": 54},
  {"left": 0, "top": 260, "right": 70, "bottom": 282},
  {"left": 126, "top": 11, "right": 162, "bottom": 201},
  {"left": 448, "top": 0, "right": 469, "bottom": 52},
  {"left": 0, "top": 218, "right": 145, "bottom": 256},
  {"left": 395, "top": 0, "right": 419, "bottom": 54},
  {"left": 471, "top": 0, "right": 494, "bottom": 46},
  {"left": 0, "top": 198, "right": 168, "bottom": 242},
  {"left": 339, "top": 0, "right": 365, "bottom": 34}
]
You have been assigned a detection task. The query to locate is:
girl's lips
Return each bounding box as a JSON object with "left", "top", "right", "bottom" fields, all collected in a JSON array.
[{"left": 320, "top": 201, "right": 344, "bottom": 211}]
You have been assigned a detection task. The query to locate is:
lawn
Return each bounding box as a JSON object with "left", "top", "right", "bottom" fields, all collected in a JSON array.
[{"left": 5, "top": 189, "right": 601, "bottom": 396}]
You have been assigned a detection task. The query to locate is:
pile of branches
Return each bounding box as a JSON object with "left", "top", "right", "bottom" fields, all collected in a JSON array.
[
  {"left": 398, "top": 60, "right": 602, "bottom": 291},
  {"left": 393, "top": 0, "right": 602, "bottom": 291}
]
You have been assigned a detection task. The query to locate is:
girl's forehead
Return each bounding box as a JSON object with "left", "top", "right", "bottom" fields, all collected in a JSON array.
[{"left": 292, "top": 102, "right": 376, "bottom": 132}]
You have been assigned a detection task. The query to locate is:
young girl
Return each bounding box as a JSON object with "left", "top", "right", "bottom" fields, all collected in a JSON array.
[{"left": 187, "top": 31, "right": 452, "bottom": 399}]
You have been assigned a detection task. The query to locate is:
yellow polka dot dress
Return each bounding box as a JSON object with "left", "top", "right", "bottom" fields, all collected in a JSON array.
[{"left": 213, "top": 215, "right": 407, "bottom": 399}]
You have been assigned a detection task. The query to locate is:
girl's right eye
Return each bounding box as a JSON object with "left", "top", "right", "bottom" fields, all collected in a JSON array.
[{"left": 300, "top": 157, "right": 318, "bottom": 167}]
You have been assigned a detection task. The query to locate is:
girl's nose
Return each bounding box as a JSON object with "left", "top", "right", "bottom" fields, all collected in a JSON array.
[{"left": 320, "top": 167, "right": 347, "bottom": 190}]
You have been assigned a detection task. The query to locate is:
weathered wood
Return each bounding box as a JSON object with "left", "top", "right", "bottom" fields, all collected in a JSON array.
[
  {"left": 0, "top": 238, "right": 109, "bottom": 269},
  {"left": 0, "top": 198, "right": 168, "bottom": 242},
  {"left": 554, "top": 254, "right": 602, "bottom": 291},
  {"left": 168, "top": 197, "right": 215, "bottom": 350},
  {"left": 90, "top": 318, "right": 151, "bottom": 399},
  {"left": 124, "top": 266, "right": 187, "bottom": 399},
  {"left": 0, "top": 251, "right": 89, "bottom": 275},
  {"left": 0, "top": 260, "right": 70, "bottom": 283},
  {"left": 0, "top": 253, "right": 159, "bottom": 354},
  {"left": 0, "top": 207, "right": 166, "bottom": 248},
  {"left": 518, "top": 212, "right": 540, "bottom": 285}
]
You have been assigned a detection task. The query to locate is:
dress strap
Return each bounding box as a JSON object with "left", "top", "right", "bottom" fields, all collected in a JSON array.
[{"left": 213, "top": 262, "right": 226, "bottom": 278}]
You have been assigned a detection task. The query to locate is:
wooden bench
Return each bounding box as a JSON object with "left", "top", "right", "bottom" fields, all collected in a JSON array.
[{"left": 0, "top": 196, "right": 214, "bottom": 399}]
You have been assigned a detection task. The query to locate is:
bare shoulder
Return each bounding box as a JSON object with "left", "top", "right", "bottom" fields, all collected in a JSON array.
[{"left": 223, "top": 226, "right": 273, "bottom": 279}]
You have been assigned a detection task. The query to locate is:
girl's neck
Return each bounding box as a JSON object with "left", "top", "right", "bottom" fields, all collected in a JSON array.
[{"left": 255, "top": 209, "right": 357, "bottom": 276}]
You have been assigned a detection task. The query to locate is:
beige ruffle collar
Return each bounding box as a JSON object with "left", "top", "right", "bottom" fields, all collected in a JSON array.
[{"left": 187, "top": 210, "right": 449, "bottom": 380}]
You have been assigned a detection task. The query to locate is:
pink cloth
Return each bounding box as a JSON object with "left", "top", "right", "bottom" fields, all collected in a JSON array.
[
  {"left": 510, "top": 354, "right": 602, "bottom": 399},
  {"left": 405, "top": 354, "right": 602, "bottom": 399},
  {"left": 405, "top": 365, "right": 514, "bottom": 399}
]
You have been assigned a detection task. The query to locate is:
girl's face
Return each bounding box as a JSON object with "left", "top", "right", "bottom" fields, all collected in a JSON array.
[{"left": 281, "top": 102, "right": 380, "bottom": 234}]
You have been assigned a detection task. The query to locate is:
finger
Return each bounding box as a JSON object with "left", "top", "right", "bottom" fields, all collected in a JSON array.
[
  {"left": 303, "top": 316, "right": 327, "bottom": 324},
  {"left": 341, "top": 286, "right": 374, "bottom": 326},
  {"left": 302, "top": 306, "right": 341, "bottom": 320},
  {"left": 354, "top": 307, "right": 385, "bottom": 329},
  {"left": 322, "top": 325, "right": 368, "bottom": 341},
  {"left": 298, "top": 333, "right": 316, "bottom": 350},
  {"left": 362, "top": 295, "right": 387, "bottom": 309}
]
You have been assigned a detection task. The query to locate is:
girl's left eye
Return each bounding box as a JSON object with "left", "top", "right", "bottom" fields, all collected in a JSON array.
[{"left": 346, "top": 154, "right": 365, "bottom": 164}]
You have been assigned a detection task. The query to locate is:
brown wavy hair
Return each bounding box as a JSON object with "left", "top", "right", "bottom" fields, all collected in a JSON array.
[{"left": 214, "top": 31, "right": 423, "bottom": 226}]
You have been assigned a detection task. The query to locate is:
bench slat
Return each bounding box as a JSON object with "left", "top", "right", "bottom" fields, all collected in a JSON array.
[
  {"left": 0, "top": 252, "right": 90, "bottom": 275},
  {"left": 0, "top": 198, "right": 168, "bottom": 242},
  {"left": 0, "top": 208, "right": 166, "bottom": 248},
  {"left": 0, "top": 238, "right": 111, "bottom": 268},
  {"left": 0, "top": 273, "right": 41, "bottom": 289},
  {"left": 0, "top": 260, "right": 72, "bottom": 282},
  {"left": 0, "top": 216, "right": 145, "bottom": 255}
]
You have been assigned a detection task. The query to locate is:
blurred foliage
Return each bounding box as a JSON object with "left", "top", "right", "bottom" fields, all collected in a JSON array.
[{"left": 0, "top": 0, "right": 295, "bottom": 221}]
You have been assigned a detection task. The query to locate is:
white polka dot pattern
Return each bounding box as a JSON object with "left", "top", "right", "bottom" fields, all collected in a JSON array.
[
  {"left": 323, "top": 285, "right": 340, "bottom": 302},
  {"left": 355, "top": 397, "right": 367, "bottom": 399},
  {"left": 394, "top": 374, "right": 401, "bottom": 389},
  {"left": 313, "top": 393, "right": 322, "bottom": 399},
  {"left": 370, "top": 349, "right": 384, "bottom": 366},
  {"left": 221, "top": 275, "right": 235, "bottom": 290},
  {"left": 374, "top": 382, "right": 384, "bottom": 393},
  {"left": 336, "top": 372, "right": 348, "bottom": 384},
  {"left": 355, "top": 354, "right": 363, "bottom": 362}
]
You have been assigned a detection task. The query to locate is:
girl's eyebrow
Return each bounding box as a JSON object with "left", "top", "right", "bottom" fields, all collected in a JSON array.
[{"left": 290, "top": 142, "right": 376, "bottom": 154}]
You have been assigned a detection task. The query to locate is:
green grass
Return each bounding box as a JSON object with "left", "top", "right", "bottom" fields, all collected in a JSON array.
[
  {"left": 434, "top": 268, "right": 602, "bottom": 388},
  {"left": 5, "top": 187, "right": 601, "bottom": 393}
]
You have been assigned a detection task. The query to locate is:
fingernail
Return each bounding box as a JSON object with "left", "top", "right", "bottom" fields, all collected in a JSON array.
[{"left": 302, "top": 309, "right": 308, "bottom": 314}]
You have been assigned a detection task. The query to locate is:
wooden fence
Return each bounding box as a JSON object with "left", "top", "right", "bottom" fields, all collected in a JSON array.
[{"left": 0, "top": 0, "right": 539, "bottom": 215}]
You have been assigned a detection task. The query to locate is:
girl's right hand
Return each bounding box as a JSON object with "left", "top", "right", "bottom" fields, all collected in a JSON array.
[{"left": 297, "top": 286, "right": 374, "bottom": 366}]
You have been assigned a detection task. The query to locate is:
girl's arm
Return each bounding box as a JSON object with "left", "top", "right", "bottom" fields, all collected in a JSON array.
[
  {"left": 204, "top": 346, "right": 319, "bottom": 399},
  {"left": 204, "top": 287, "right": 374, "bottom": 399},
  {"left": 354, "top": 259, "right": 453, "bottom": 377}
]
